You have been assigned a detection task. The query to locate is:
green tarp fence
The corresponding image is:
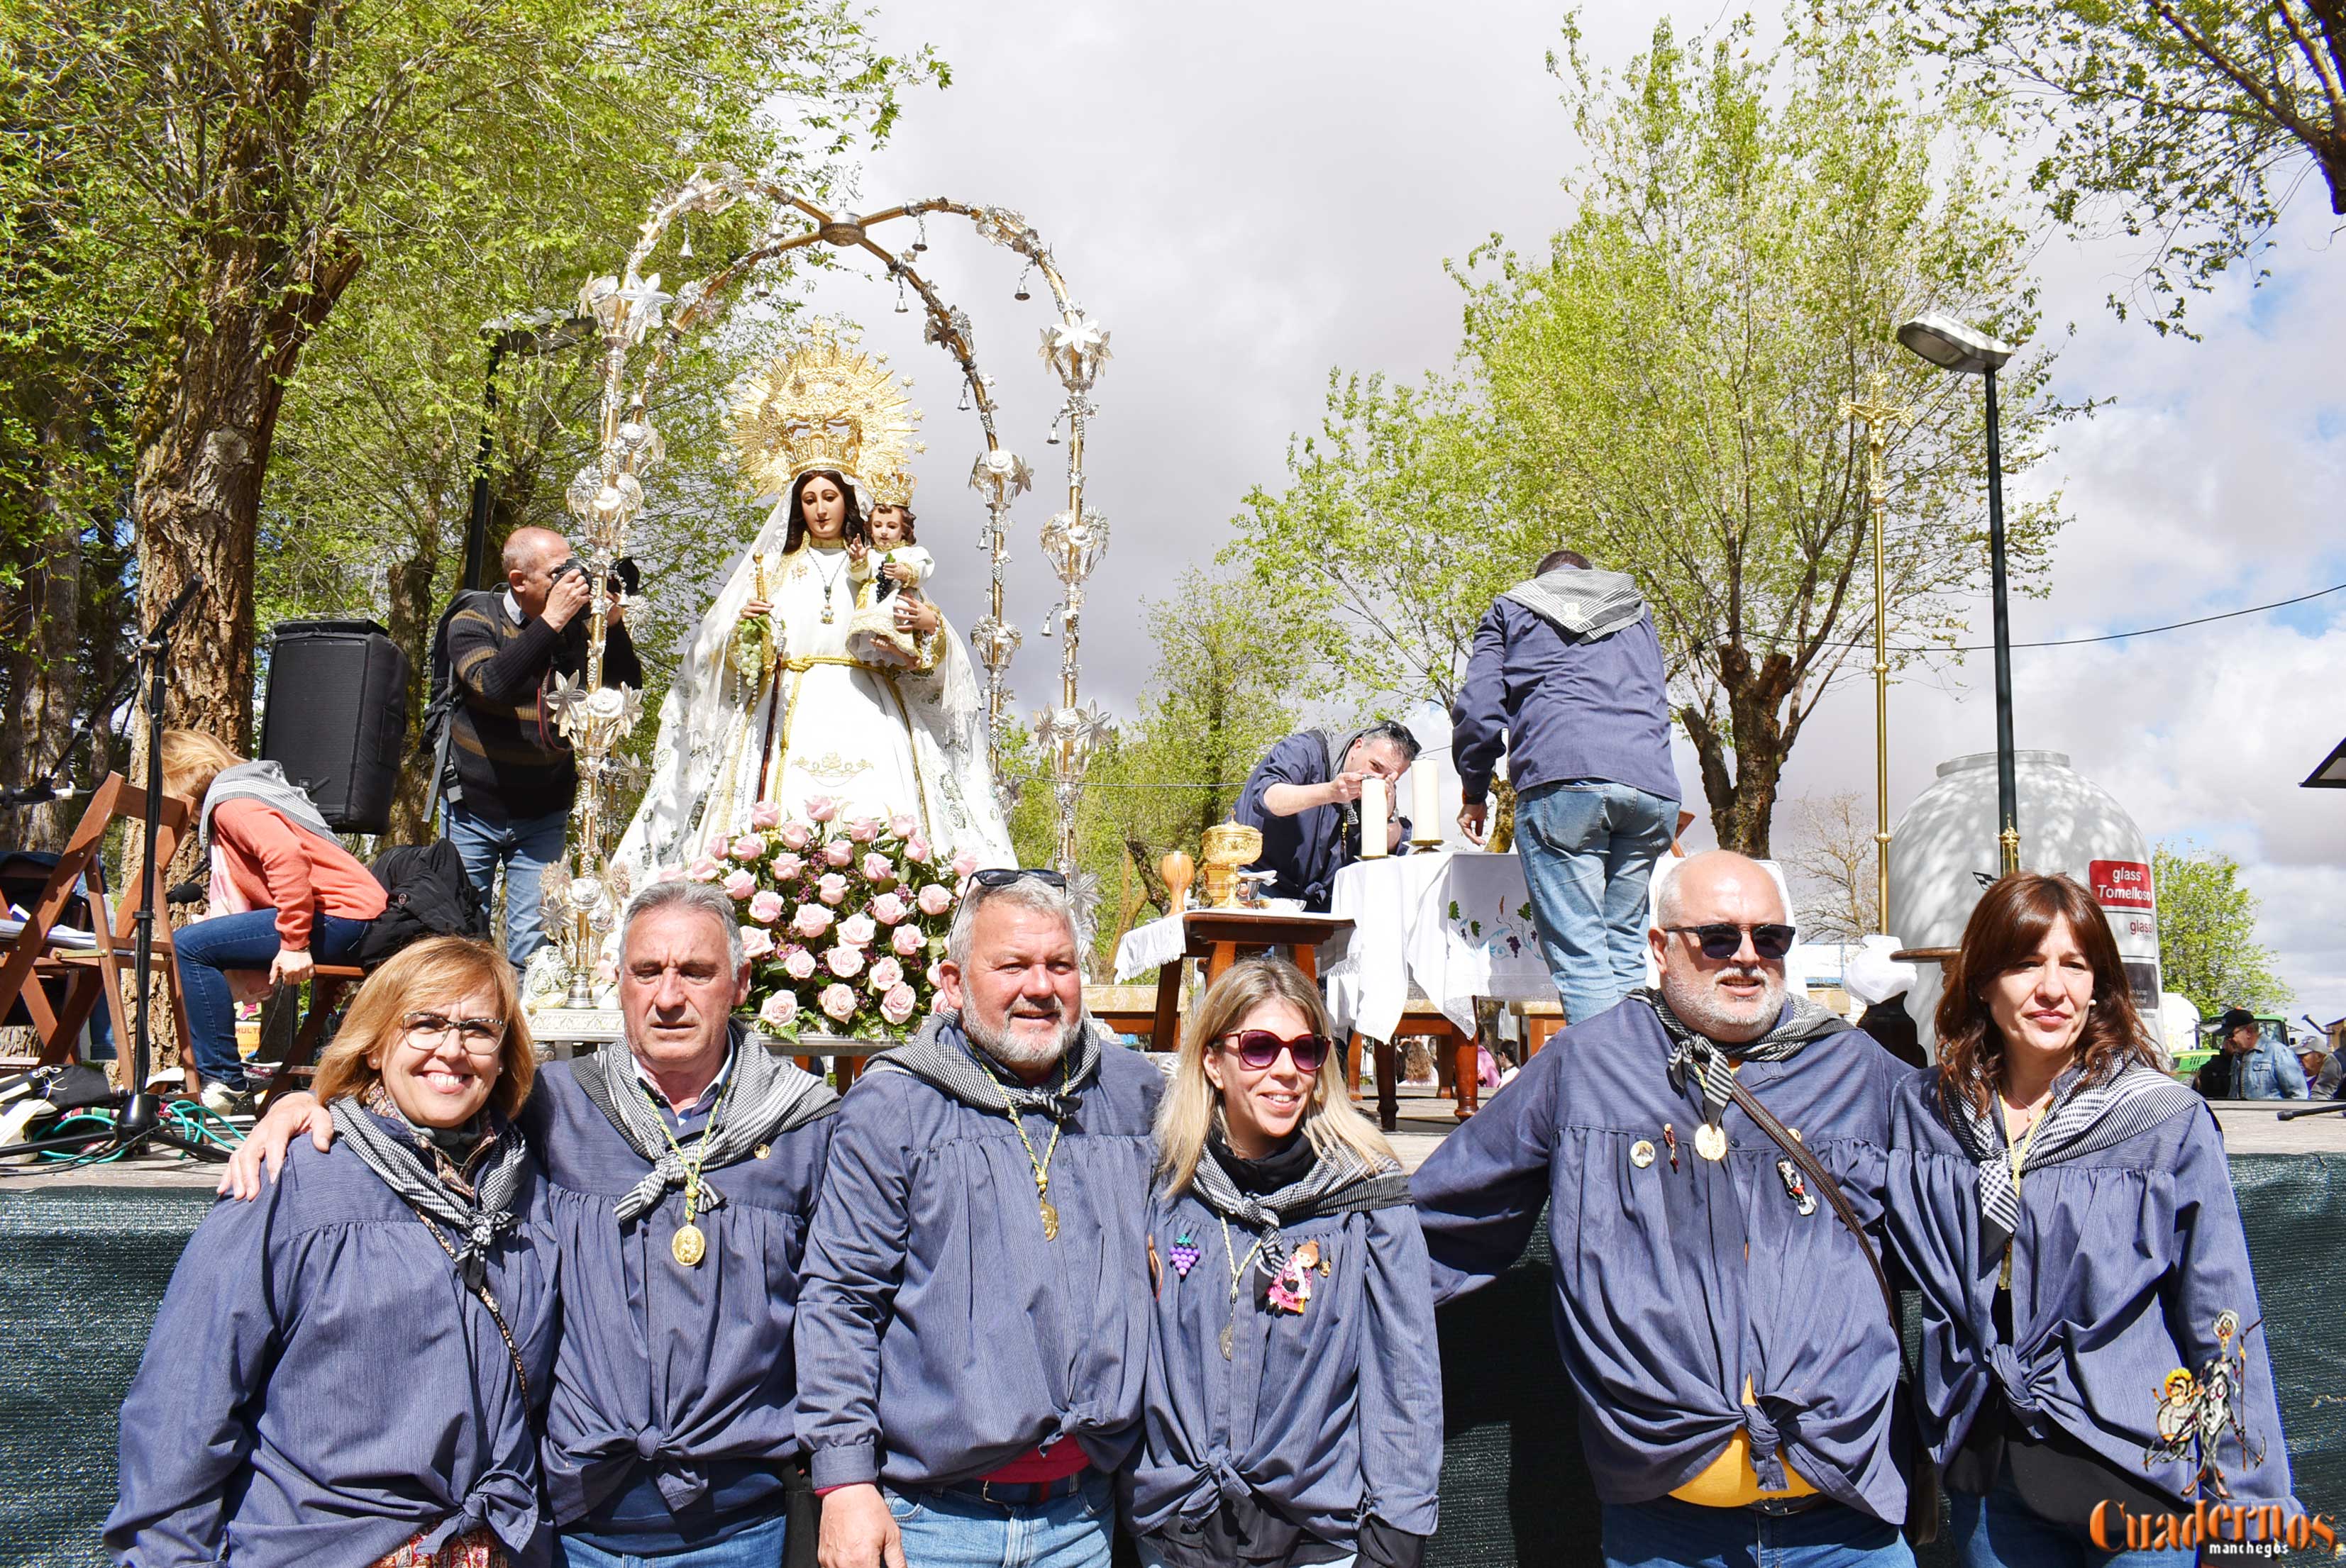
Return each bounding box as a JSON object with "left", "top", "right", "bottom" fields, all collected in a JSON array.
[{"left": 5, "top": 1155, "right": 2341, "bottom": 1566}]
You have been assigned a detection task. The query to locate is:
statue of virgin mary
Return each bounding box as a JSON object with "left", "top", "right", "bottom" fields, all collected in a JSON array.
[{"left": 614, "top": 330, "right": 1016, "bottom": 879}]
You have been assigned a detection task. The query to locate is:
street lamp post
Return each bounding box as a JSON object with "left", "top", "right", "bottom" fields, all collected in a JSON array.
[
  {"left": 1897, "top": 312, "right": 2023, "bottom": 878},
  {"left": 1839, "top": 374, "right": 1908, "bottom": 931},
  {"left": 461, "top": 311, "right": 591, "bottom": 591}
]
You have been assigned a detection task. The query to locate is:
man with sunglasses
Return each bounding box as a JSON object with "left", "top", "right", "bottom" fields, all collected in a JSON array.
[
  {"left": 1234, "top": 721, "right": 1420, "bottom": 911},
  {"left": 801, "top": 869, "right": 1163, "bottom": 1568},
  {"left": 1412, "top": 850, "right": 1916, "bottom": 1567},
  {"left": 1452, "top": 547, "right": 1680, "bottom": 1025}
]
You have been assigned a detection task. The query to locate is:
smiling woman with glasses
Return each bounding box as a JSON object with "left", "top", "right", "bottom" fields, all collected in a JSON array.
[
  {"left": 1123, "top": 957, "right": 1442, "bottom": 1568},
  {"left": 109, "top": 937, "right": 558, "bottom": 1568}
]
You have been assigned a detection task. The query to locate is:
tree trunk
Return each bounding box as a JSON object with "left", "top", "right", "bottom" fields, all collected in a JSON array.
[
  {"left": 383, "top": 518, "right": 443, "bottom": 843},
  {"left": 0, "top": 413, "right": 88, "bottom": 851},
  {"left": 1679, "top": 647, "right": 1799, "bottom": 857}
]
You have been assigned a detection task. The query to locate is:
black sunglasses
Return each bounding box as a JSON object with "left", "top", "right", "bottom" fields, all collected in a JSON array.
[
  {"left": 1218, "top": 1030, "right": 1334, "bottom": 1073},
  {"left": 1664, "top": 923, "right": 1798, "bottom": 962},
  {"left": 970, "top": 867, "right": 1069, "bottom": 890}
]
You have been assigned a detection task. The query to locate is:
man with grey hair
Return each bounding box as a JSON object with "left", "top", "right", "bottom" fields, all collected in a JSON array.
[
  {"left": 1412, "top": 850, "right": 1916, "bottom": 1567},
  {"left": 802, "top": 869, "right": 1163, "bottom": 1568},
  {"left": 224, "top": 879, "right": 841, "bottom": 1566}
]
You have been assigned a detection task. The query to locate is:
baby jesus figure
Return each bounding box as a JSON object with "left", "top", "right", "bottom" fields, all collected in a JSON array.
[{"left": 846, "top": 502, "right": 936, "bottom": 669}]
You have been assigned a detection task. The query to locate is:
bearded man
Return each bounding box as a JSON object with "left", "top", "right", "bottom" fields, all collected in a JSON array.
[
  {"left": 1410, "top": 850, "right": 1917, "bottom": 1568},
  {"left": 802, "top": 871, "right": 1162, "bottom": 1568}
]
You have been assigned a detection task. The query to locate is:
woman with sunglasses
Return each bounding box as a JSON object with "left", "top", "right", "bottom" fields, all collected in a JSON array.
[
  {"left": 110, "top": 938, "right": 558, "bottom": 1568},
  {"left": 1123, "top": 957, "right": 1442, "bottom": 1568},
  {"left": 1885, "top": 874, "right": 2295, "bottom": 1567}
]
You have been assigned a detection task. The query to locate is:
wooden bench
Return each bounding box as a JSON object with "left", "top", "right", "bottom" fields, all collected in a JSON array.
[{"left": 1085, "top": 984, "right": 1169, "bottom": 1047}]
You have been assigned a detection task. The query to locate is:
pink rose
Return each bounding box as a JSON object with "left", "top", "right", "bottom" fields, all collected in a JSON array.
[
  {"left": 685, "top": 857, "right": 721, "bottom": 883},
  {"left": 904, "top": 836, "right": 931, "bottom": 864},
  {"left": 849, "top": 817, "right": 882, "bottom": 844},
  {"left": 867, "top": 955, "right": 904, "bottom": 993},
  {"left": 888, "top": 813, "right": 919, "bottom": 840},
  {"left": 654, "top": 865, "right": 685, "bottom": 884},
  {"left": 721, "top": 869, "right": 756, "bottom": 901},
  {"left": 748, "top": 889, "right": 784, "bottom": 925},
  {"left": 861, "top": 852, "right": 895, "bottom": 884},
  {"left": 595, "top": 956, "right": 618, "bottom": 983},
  {"left": 917, "top": 883, "right": 953, "bottom": 917},
  {"left": 870, "top": 891, "right": 907, "bottom": 925},
  {"left": 925, "top": 962, "right": 945, "bottom": 991},
  {"left": 791, "top": 904, "right": 834, "bottom": 940},
  {"left": 806, "top": 796, "right": 839, "bottom": 823},
  {"left": 892, "top": 924, "right": 924, "bottom": 957},
  {"left": 822, "top": 840, "right": 855, "bottom": 869},
  {"left": 819, "top": 982, "right": 857, "bottom": 1023},
  {"left": 880, "top": 984, "right": 917, "bottom": 1027},
  {"left": 748, "top": 801, "right": 782, "bottom": 830},
  {"left": 839, "top": 913, "right": 878, "bottom": 947},
  {"left": 784, "top": 947, "right": 819, "bottom": 981},
  {"left": 951, "top": 850, "right": 978, "bottom": 877},
  {"left": 758, "top": 990, "right": 798, "bottom": 1030},
  {"left": 739, "top": 925, "right": 774, "bottom": 961},
  {"left": 770, "top": 852, "right": 806, "bottom": 882},
  {"left": 817, "top": 872, "right": 849, "bottom": 906},
  {"left": 825, "top": 945, "right": 864, "bottom": 978},
  {"left": 706, "top": 833, "right": 731, "bottom": 859},
  {"left": 730, "top": 835, "right": 764, "bottom": 863},
  {"left": 779, "top": 822, "right": 812, "bottom": 850}
]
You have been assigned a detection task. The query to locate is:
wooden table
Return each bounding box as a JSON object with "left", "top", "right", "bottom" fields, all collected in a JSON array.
[{"left": 1149, "top": 910, "right": 1354, "bottom": 1052}]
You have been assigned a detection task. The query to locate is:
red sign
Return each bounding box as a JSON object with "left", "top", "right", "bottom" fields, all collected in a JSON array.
[{"left": 2091, "top": 859, "right": 2154, "bottom": 911}]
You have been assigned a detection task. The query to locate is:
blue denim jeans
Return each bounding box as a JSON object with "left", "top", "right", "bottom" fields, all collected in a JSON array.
[
  {"left": 444, "top": 802, "right": 570, "bottom": 969},
  {"left": 1948, "top": 1481, "right": 2195, "bottom": 1568},
  {"left": 172, "top": 910, "right": 370, "bottom": 1091},
  {"left": 1515, "top": 779, "right": 1678, "bottom": 1025},
  {"left": 1602, "top": 1497, "right": 1913, "bottom": 1568},
  {"left": 558, "top": 1509, "right": 788, "bottom": 1567},
  {"left": 882, "top": 1472, "right": 1112, "bottom": 1568}
]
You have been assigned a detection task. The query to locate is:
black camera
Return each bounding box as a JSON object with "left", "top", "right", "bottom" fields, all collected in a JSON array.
[{"left": 553, "top": 555, "right": 639, "bottom": 598}]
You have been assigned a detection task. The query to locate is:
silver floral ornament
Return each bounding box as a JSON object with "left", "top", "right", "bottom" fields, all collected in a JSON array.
[
  {"left": 1039, "top": 314, "right": 1111, "bottom": 392},
  {"left": 968, "top": 448, "right": 1034, "bottom": 504},
  {"left": 1040, "top": 507, "right": 1109, "bottom": 584}
]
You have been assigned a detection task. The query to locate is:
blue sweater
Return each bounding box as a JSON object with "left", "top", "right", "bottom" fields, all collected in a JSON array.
[
  {"left": 109, "top": 1135, "right": 558, "bottom": 1568},
  {"left": 1410, "top": 997, "right": 1910, "bottom": 1523},
  {"left": 797, "top": 1025, "right": 1164, "bottom": 1490},
  {"left": 1450, "top": 594, "right": 1678, "bottom": 806}
]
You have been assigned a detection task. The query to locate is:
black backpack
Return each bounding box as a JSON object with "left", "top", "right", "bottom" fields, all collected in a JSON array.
[
  {"left": 355, "top": 839, "right": 493, "bottom": 965},
  {"left": 420, "top": 588, "right": 501, "bottom": 814}
]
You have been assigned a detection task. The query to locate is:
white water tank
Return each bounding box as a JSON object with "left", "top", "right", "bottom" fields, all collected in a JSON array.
[{"left": 1885, "top": 750, "right": 2162, "bottom": 1057}]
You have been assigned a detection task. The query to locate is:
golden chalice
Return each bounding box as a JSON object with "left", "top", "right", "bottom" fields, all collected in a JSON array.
[{"left": 1199, "top": 821, "right": 1263, "bottom": 910}]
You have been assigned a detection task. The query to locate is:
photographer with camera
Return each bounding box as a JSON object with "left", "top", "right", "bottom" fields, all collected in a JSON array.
[{"left": 436, "top": 526, "right": 643, "bottom": 969}]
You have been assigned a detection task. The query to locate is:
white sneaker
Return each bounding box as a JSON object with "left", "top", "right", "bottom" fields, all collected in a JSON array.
[{"left": 199, "top": 1081, "right": 253, "bottom": 1119}]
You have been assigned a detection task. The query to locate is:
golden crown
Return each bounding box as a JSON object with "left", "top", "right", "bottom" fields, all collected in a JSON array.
[{"left": 729, "top": 326, "right": 922, "bottom": 502}]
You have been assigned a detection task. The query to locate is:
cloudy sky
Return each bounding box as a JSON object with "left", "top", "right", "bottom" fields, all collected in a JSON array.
[{"left": 792, "top": 0, "right": 2346, "bottom": 1021}]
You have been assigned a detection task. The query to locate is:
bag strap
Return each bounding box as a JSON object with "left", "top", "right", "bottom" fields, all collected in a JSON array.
[{"left": 1717, "top": 1070, "right": 1895, "bottom": 1324}]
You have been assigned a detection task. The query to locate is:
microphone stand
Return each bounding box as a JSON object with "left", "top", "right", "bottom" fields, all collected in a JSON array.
[
  {"left": 2276, "top": 1101, "right": 2346, "bottom": 1121},
  {"left": 0, "top": 578, "right": 225, "bottom": 1164}
]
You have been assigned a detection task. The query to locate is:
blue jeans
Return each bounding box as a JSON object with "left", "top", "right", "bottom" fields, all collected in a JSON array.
[
  {"left": 445, "top": 802, "right": 570, "bottom": 969},
  {"left": 1949, "top": 1481, "right": 2195, "bottom": 1568},
  {"left": 172, "top": 910, "right": 370, "bottom": 1091},
  {"left": 558, "top": 1509, "right": 788, "bottom": 1567},
  {"left": 1515, "top": 779, "right": 1678, "bottom": 1025},
  {"left": 1602, "top": 1497, "right": 1913, "bottom": 1568},
  {"left": 883, "top": 1472, "right": 1112, "bottom": 1568}
]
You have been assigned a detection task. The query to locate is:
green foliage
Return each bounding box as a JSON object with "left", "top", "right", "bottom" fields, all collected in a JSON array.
[
  {"left": 1908, "top": 0, "right": 2346, "bottom": 335},
  {"left": 2153, "top": 840, "right": 2291, "bottom": 1017}
]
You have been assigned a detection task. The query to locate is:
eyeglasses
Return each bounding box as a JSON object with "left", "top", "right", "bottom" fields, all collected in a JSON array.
[
  {"left": 1217, "top": 1030, "right": 1334, "bottom": 1072},
  {"left": 970, "top": 867, "right": 1069, "bottom": 890},
  {"left": 401, "top": 1011, "right": 509, "bottom": 1054},
  {"left": 1664, "top": 923, "right": 1798, "bottom": 962}
]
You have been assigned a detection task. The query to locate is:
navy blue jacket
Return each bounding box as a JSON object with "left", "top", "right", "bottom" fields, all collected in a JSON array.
[
  {"left": 1883, "top": 1072, "right": 2295, "bottom": 1508},
  {"left": 523, "top": 1060, "right": 834, "bottom": 1548},
  {"left": 796, "top": 1029, "right": 1163, "bottom": 1490},
  {"left": 108, "top": 1135, "right": 558, "bottom": 1568},
  {"left": 1450, "top": 594, "right": 1677, "bottom": 806},
  {"left": 1234, "top": 733, "right": 1354, "bottom": 911},
  {"left": 1410, "top": 998, "right": 1909, "bottom": 1523},
  {"left": 1124, "top": 1188, "right": 1442, "bottom": 1565}
]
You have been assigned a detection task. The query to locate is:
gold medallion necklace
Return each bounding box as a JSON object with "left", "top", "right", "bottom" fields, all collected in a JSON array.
[
  {"left": 993, "top": 1060, "right": 1070, "bottom": 1241},
  {"left": 645, "top": 1069, "right": 734, "bottom": 1267},
  {"left": 1217, "top": 1216, "right": 1268, "bottom": 1360}
]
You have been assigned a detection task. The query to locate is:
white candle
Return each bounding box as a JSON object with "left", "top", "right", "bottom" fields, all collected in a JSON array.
[
  {"left": 1410, "top": 758, "right": 1439, "bottom": 841},
  {"left": 1360, "top": 774, "right": 1390, "bottom": 860}
]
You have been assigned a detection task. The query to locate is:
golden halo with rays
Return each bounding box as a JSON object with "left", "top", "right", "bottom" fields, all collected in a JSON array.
[{"left": 728, "top": 323, "right": 923, "bottom": 506}]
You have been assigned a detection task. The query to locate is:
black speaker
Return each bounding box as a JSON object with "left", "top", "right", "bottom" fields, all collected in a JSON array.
[{"left": 259, "top": 619, "right": 409, "bottom": 835}]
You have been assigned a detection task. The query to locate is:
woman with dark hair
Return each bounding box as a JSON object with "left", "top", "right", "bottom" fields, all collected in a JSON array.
[
  {"left": 109, "top": 938, "right": 555, "bottom": 1568},
  {"left": 1886, "top": 874, "right": 2294, "bottom": 1566},
  {"left": 1125, "top": 956, "right": 1440, "bottom": 1568}
]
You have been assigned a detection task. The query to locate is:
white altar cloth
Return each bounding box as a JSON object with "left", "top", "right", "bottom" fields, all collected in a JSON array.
[{"left": 1322, "top": 851, "right": 1556, "bottom": 1041}]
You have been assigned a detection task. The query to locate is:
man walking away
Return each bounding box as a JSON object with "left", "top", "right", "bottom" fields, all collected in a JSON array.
[{"left": 1453, "top": 548, "right": 1679, "bottom": 1025}]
